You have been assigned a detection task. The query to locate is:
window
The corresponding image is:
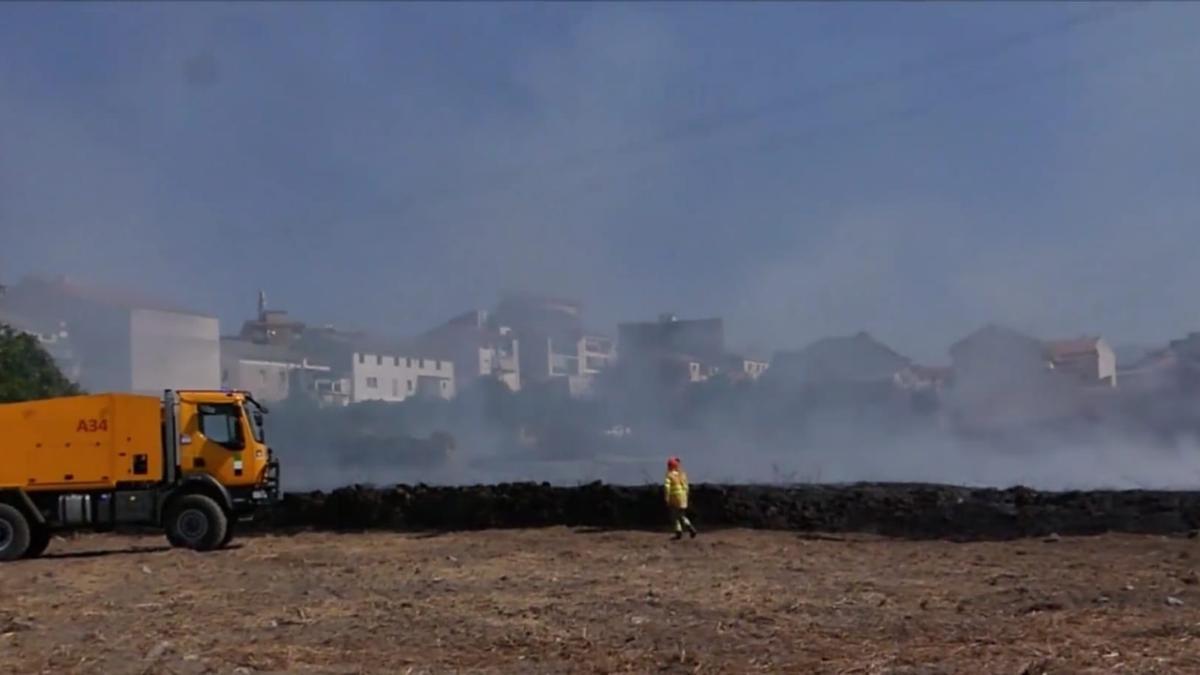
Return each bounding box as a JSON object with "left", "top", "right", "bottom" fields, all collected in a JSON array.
[
  {"left": 392, "top": 379, "right": 399, "bottom": 397},
  {"left": 246, "top": 404, "right": 265, "bottom": 443},
  {"left": 366, "top": 377, "right": 378, "bottom": 389},
  {"left": 420, "top": 359, "right": 426, "bottom": 369},
  {"left": 198, "top": 404, "right": 242, "bottom": 448},
  {"left": 358, "top": 353, "right": 364, "bottom": 364},
  {"left": 406, "top": 358, "right": 412, "bottom": 367},
  {"left": 407, "top": 380, "right": 414, "bottom": 392},
  {"left": 394, "top": 356, "right": 400, "bottom": 366},
  {"left": 441, "top": 381, "right": 447, "bottom": 390},
  {"left": 436, "top": 361, "right": 442, "bottom": 371},
  {"left": 377, "top": 355, "right": 383, "bottom": 366}
]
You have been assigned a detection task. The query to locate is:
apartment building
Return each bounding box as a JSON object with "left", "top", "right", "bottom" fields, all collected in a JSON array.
[
  {"left": 493, "top": 292, "right": 613, "bottom": 393},
  {"left": 418, "top": 309, "right": 521, "bottom": 392},
  {"left": 351, "top": 347, "right": 455, "bottom": 403}
]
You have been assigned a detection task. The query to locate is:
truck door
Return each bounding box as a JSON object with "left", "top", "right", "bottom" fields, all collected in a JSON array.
[{"left": 182, "top": 402, "right": 248, "bottom": 485}]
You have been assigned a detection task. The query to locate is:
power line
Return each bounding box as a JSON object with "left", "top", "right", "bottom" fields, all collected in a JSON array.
[
  {"left": 587, "top": 4, "right": 1139, "bottom": 159},
  {"left": 397, "top": 3, "right": 1145, "bottom": 212},
  {"left": 386, "top": 9, "right": 1186, "bottom": 235},
  {"left": 604, "top": 28, "right": 1194, "bottom": 202}
]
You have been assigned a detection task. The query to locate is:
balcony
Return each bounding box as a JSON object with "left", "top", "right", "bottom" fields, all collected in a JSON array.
[{"left": 550, "top": 353, "right": 579, "bottom": 377}]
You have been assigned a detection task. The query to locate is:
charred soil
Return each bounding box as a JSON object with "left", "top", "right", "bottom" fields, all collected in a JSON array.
[{"left": 269, "top": 482, "right": 1200, "bottom": 540}]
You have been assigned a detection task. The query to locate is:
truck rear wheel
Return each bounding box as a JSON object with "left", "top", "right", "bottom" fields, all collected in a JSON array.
[
  {"left": 0, "top": 504, "right": 32, "bottom": 562},
  {"left": 165, "top": 495, "right": 228, "bottom": 552},
  {"left": 23, "top": 525, "right": 51, "bottom": 559}
]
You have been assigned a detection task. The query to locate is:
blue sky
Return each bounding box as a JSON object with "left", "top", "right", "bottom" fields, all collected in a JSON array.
[{"left": 2, "top": 2, "right": 1198, "bottom": 362}]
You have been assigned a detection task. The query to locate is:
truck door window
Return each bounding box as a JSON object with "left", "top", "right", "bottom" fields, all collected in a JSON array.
[
  {"left": 247, "top": 405, "right": 264, "bottom": 442},
  {"left": 198, "top": 404, "right": 244, "bottom": 449}
]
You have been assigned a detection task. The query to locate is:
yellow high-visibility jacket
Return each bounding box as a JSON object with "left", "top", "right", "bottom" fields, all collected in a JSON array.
[{"left": 664, "top": 469, "right": 689, "bottom": 509}]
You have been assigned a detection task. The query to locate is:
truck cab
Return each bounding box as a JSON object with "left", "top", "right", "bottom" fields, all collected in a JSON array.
[{"left": 176, "top": 390, "right": 280, "bottom": 512}]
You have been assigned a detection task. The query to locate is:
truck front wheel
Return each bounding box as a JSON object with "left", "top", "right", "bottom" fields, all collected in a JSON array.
[
  {"left": 0, "top": 504, "right": 31, "bottom": 562},
  {"left": 220, "top": 522, "right": 236, "bottom": 548},
  {"left": 165, "top": 495, "right": 228, "bottom": 552}
]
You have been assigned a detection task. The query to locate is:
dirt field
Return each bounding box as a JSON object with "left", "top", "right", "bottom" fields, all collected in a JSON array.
[{"left": 3, "top": 528, "right": 1200, "bottom": 674}]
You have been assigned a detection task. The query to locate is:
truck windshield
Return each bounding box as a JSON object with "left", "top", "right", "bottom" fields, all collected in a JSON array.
[{"left": 243, "top": 401, "right": 265, "bottom": 443}]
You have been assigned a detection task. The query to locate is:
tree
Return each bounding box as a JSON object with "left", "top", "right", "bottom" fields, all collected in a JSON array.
[{"left": 0, "top": 324, "right": 81, "bottom": 403}]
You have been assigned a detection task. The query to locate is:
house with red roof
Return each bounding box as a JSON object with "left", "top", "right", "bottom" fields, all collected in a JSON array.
[{"left": 1044, "top": 336, "right": 1117, "bottom": 388}]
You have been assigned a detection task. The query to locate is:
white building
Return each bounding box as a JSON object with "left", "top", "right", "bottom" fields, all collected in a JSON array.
[
  {"left": 129, "top": 308, "right": 221, "bottom": 394},
  {"left": 492, "top": 293, "right": 614, "bottom": 395},
  {"left": 220, "top": 338, "right": 333, "bottom": 403},
  {"left": 351, "top": 348, "right": 455, "bottom": 403},
  {"left": 581, "top": 335, "right": 616, "bottom": 375},
  {"left": 1045, "top": 337, "right": 1118, "bottom": 388}
]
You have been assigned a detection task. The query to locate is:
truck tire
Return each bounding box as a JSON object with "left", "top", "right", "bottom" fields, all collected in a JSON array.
[
  {"left": 219, "top": 521, "right": 236, "bottom": 548},
  {"left": 23, "top": 525, "right": 51, "bottom": 559},
  {"left": 0, "top": 503, "right": 32, "bottom": 562},
  {"left": 165, "top": 495, "right": 228, "bottom": 552}
]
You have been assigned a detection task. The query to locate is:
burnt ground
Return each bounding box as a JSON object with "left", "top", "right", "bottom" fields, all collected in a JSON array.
[
  {"left": 4, "top": 529, "right": 1200, "bottom": 674},
  {"left": 270, "top": 483, "right": 1200, "bottom": 540}
]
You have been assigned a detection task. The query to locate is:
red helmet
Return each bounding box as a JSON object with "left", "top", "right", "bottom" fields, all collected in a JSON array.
[{"left": 667, "top": 456, "right": 681, "bottom": 470}]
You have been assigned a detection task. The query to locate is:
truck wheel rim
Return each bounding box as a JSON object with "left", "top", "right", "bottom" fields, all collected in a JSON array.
[
  {"left": 178, "top": 510, "right": 209, "bottom": 541},
  {"left": 0, "top": 521, "right": 11, "bottom": 550}
]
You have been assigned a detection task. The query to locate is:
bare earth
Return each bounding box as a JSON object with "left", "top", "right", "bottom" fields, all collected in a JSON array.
[{"left": 3, "top": 528, "right": 1200, "bottom": 674}]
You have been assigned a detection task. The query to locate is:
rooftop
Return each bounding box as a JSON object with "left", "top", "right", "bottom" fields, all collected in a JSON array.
[
  {"left": 220, "top": 337, "right": 326, "bottom": 366},
  {"left": 772, "top": 332, "right": 911, "bottom": 383},
  {"left": 350, "top": 336, "right": 448, "bottom": 361},
  {"left": 904, "top": 364, "right": 953, "bottom": 379},
  {"left": 0, "top": 308, "right": 67, "bottom": 337},
  {"left": 1046, "top": 337, "right": 1102, "bottom": 359},
  {"left": 5, "top": 275, "right": 213, "bottom": 318},
  {"left": 949, "top": 324, "right": 1043, "bottom": 357}
]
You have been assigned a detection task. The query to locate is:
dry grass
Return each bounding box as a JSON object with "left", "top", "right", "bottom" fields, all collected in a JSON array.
[{"left": 3, "top": 529, "right": 1200, "bottom": 674}]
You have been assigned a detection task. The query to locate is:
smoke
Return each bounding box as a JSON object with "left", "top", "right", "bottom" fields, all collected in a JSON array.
[
  {"left": 266, "top": 361, "right": 1200, "bottom": 493},
  {"left": 274, "top": 411, "right": 1200, "bottom": 493},
  {"left": 5, "top": 3, "right": 1200, "bottom": 490}
]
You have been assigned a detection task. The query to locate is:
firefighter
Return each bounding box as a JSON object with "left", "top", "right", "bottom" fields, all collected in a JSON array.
[{"left": 664, "top": 456, "right": 697, "bottom": 540}]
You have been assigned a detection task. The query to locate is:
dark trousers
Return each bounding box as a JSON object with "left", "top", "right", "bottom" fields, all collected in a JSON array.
[{"left": 670, "top": 506, "right": 695, "bottom": 534}]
